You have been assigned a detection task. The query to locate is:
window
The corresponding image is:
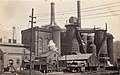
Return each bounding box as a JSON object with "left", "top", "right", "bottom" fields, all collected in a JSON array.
[
  {"left": 38, "top": 37, "right": 43, "bottom": 52},
  {"left": 53, "top": 63, "right": 55, "bottom": 65},
  {"left": 45, "top": 38, "right": 49, "bottom": 51},
  {"left": 54, "top": 60, "right": 56, "bottom": 62},
  {"left": 42, "top": 58, "right": 46, "bottom": 62},
  {"left": 49, "top": 58, "right": 51, "bottom": 63},
  {"left": 54, "top": 54, "right": 56, "bottom": 57},
  {"left": 16, "top": 59, "right": 20, "bottom": 64}
]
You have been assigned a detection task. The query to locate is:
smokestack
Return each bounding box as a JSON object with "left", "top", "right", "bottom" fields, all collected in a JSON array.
[
  {"left": 50, "top": 2, "right": 56, "bottom": 25},
  {"left": 77, "top": 0, "right": 81, "bottom": 28},
  {"left": 105, "top": 23, "right": 107, "bottom": 31}
]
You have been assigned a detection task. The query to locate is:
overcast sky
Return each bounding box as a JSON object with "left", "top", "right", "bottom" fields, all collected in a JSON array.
[{"left": 0, "top": 0, "right": 120, "bottom": 43}]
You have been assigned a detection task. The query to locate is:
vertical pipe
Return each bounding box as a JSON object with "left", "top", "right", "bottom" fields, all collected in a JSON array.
[
  {"left": 77, "top": 0, "right": 81, "bottom": 28},
  {"left": 105, "top": 23, "right": 107, "bottom": 31},
  {"left": 12, "top": 26, "right": 15, "bottom": 43},
  {"left": 50, "top": 2, "right": 55, "bottom": 25}
]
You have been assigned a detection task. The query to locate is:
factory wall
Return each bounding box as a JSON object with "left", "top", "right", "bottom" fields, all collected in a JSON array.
[
  {"left": 22, "top": 26, "right": 62, "bottom": 56},
  {"left": 35, "top": 30, "right": 52, "bottom": 56},
  {"left": 21, "top": 28, "right": 35, "bottom": 53}
]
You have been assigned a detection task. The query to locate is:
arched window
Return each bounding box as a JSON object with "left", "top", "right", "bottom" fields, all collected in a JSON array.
[
  {"left": 38, "top": 37, "right": 43, "bottom": 53},
  {"left": 45, "top": 38, "right": 49, "bottom": 52}
]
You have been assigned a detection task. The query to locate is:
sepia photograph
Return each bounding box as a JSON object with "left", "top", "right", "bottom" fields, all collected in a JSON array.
[{"left": 0, "top": 0, "right": 120, "bottom": 75}]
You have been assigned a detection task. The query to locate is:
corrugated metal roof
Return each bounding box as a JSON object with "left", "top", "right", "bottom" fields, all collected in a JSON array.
[
  {"left": 59, "top": 53, "right": 93, "bottom": 61},
  {"left": 0, "top": 44, "right": 31, "bottom": 54},
  {"left": 39, "top": 50, "right": 58, "bottom": 57}
]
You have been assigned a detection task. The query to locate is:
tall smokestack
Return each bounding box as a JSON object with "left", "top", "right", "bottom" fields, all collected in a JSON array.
[
  {"left": 77, "top": 0, "right": 81, "bottom": 28},
  {"left": 50, "top": 2, "right": 56, "bottom": 25}
]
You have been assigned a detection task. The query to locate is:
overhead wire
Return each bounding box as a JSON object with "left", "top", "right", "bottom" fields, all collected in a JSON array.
[
  {"left": 36, "top": 9, "right": 120, "bottom": 21},
  {"left": 35, "top": 1, "right": 120, "bottom": 16},
  {"left": 36, "top": 4, "right": 120, "bottom": 18},
  {"left": 82, "top": 13, "right": 120, "bottom": 19},
  {"left": 36, "top": 13, "right": 120, "bottom": 22},
  {"left": 35, "top": 1, "right": 120, "bottom": 22},
  {"left": 82, "top": 9, "right": 120, "bottom": 17}
]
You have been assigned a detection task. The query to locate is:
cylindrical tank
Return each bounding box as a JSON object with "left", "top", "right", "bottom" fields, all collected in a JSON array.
[
  {"left": 94, "top": 30, "right": 108, "bottom": 56},
  {"left": 107, "top": 33, "right": 114, "bottom": 64},
  {"left": 87, "top": 33, "right": 94, "bottom": 43},
  {"left": 88, "top": 42, "right": 96, "bottom": 56},
  {"left": 100, "top": 39, "right": 108, "bottom": 55},
  {"left": 81, "top": 33, "right": 88, "bottom": 53},
  {"left": 50, "top": 25, "right": 61, "bottom": 54},
  {"left": 87, "top": 33, "right": 96, "bottom": 56}
]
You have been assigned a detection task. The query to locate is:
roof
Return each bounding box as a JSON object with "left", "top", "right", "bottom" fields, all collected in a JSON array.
[
  {"left": 59, "top": 53, "right": 93, "bottom": 61},
  {"left": 0, "top": 43, "right": 33, "bottom": 54},
  {"left": 38, "top": 50, "right": 59, "bottom": 57},
  {"left": 0, "top": 42, "right": 29, "bottom": 48},
  {"left": 0, "top": 42, "right": 24, "bottom": 46}
]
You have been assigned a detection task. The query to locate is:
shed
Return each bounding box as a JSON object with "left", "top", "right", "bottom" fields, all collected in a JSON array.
[{"left": 59, "top": 53, "right": 99, "bottom": 71}]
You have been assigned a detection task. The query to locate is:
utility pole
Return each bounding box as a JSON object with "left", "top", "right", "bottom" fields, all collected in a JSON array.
[
  {"left": 29, "top": 8, "right": 36, "bottom": 75},
  {"left": 23, "top": 49, "right": 25, "bottom": 75}
]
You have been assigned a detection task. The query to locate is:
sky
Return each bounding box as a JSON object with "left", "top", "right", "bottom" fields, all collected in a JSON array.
[{"left": 0, "top": 0, "right": 120, "bottom": 43}]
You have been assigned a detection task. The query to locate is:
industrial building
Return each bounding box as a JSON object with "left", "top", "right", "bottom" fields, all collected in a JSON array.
[
  {"left": 34, "top": 50, "right": 59, "bottom": 72},
  {"left": 0, "top": 42, "right": 32, "bottom": 72},
  {"left": 59, "top": 53, "right": 99, "bottom": 72},
  {"left": 21, "top": 1, "right": 114, "bottom": 72},
  {"left": 21, "top": 3, "right": 61, "bottom": 57}
]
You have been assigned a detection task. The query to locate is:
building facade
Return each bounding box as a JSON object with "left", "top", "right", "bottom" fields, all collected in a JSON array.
[
  {"left": 22, "top": 27, "right": 52, "bottom": 56},
  {"left": 59, "top": 53, "right": 99, "bottom": 72},
  {"left": 0, "top": 42, "right": 32, "bottom": 71},
  {"left": 34, "top": 50, "right": 59, "bottom": 72}
]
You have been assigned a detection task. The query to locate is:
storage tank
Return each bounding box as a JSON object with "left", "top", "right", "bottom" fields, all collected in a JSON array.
[
  {"left": 81, "top": 33, "right": 88, "bottom": 53},
  {"left": 88, "top": 42, "right": 96, "bottom": 56},
  {"left": 107, "top": 33, "right": 114, "bottom": 64},
  {"left": 94, "top": 30, "right": 108, "bottom": 56},
  {"left": 87, "top": 33, "right": 94, "bottom": 43},
  {"left": 87, "top": 33, "right": 96, "bottom": 56}
]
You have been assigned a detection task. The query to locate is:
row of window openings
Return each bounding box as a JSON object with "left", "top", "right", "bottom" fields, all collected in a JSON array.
[
  {"left": 49, "top": 59, "right": 57, "bottom": 63},
  {"left": 8, "top": 59, "right": 20, "bottom": 64}
]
